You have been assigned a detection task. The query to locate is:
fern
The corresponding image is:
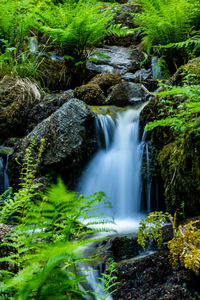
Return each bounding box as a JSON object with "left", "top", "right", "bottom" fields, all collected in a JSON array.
[
  {"left": 146, "top": 84, "right": 200, "bottom": 137},
  {"left": 0, "top": 139, "right": 115, "bottom": 299},
  {"left": 135, "top": 0, "right": 200, "bottom": 56},
  {"left": 35, "top": 0, "right": 133, "bottom": 62},
  {"left": 0, "top": 138, "right": 45, "bottom": 224}
]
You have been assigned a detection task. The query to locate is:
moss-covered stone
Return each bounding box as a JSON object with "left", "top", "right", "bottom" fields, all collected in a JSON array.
[
  {"left": 0, "top": 76, "right": 41, "bottom": 142},
  {"left": 74, "top": 83, "right": 106, "bottom": 105},
  {"left": 159, "top": 132, "right": 200, "bottom": 216},
  {"left": 89, "top": 73, "right": 122, "bottom": 95},
  {"left": 38, "top": 57, "right": 86, "bottom": 91},
  {"left": 169, "top": 57, "right": 200, "bottom": 86}
]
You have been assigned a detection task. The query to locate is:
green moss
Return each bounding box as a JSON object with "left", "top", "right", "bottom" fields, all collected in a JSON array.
[{"left": 158, "top": 132, "right": 200, "bottom": 216}]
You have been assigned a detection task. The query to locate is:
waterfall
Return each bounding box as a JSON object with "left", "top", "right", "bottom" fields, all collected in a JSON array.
[
  {"left": 0, "top": 155, "right": 10, "bottom": 195},
  {"left": 78, "top": 104, "right": 147, "bottom": 231}
]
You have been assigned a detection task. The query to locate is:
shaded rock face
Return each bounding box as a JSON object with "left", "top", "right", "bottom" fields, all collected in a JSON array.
[
  {"left": 106, "top": 82, "right": 148, "bottom": 106},
  {"left": 9, "top": 99, "right": 96, "bottom": 188},
  {"left": 122, "top": 68, "right": 156, "bottom": 91},
  {"left": 0, "top": 76, "right": 41, "bottom": 143},
  {"left": 87, "top": 46, "right": 144, "bottom": 76},
  {"left": 27, "top": 92, "right": 73, "bottom": 132}
]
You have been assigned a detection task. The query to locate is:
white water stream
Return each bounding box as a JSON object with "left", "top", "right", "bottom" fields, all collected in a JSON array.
[{"left": 77, "top": 104, "right": 150, "bottom": 299}]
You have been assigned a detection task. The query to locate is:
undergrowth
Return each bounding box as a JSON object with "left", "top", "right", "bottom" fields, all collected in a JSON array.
[{"left": 0, "top": 139, "right": 117, "bottom": 299}]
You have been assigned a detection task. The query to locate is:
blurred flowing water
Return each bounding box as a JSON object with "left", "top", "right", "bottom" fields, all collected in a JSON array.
[{"left": 78, "top": 104, "right": 148, "bottom": 230}]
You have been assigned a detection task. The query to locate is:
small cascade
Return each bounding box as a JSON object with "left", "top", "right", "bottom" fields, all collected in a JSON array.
[
  {"left": 0, "top": 155, "right": 10, "bottom": 195},
  {"left": 78, "top": 104, "right": 147, "bottom": 224}
]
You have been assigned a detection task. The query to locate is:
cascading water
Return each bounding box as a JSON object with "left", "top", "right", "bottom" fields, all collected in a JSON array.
[
  {"left": 0, "top": 155, "right": 10, "bottom": 195},
  {"left": 78, "top": 104, "right": 147, "bottom": 231}
]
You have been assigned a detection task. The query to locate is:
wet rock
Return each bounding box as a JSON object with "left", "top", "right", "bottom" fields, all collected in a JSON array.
[
  {"left": 9, "top": 99, "right": 97, "bottom": 188},
  {"left": 89, "top": 73, "right": 122, "bottom": 95},
  {"left": 123, "top": 69, "right": 152, "bottom": 82},
  {"left": 0, "top": 76, "right": 41, "bottom": 142},
  {"left": 87, "top": 46, "right": 144, "bottom": 76},
  {"left": 74, "top": 83, "right": 106, "bottom": 105},
  {"left": 27, "top": 92, "right": 73, "bottom": 132},
  {"left": 113, "top": 4, "right": 142, "bottom": 28},
  {"left": 122, "top": 68, "right": 155, "bottom": 90},
  {"left": 106, "top": 82, "right": 149, "bottom": 106}
]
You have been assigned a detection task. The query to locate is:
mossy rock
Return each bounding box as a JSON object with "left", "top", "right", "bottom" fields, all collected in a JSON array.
[
  {"left": 74, "top": 83, "right": 106, "bottom": 105},
  {"left": 38, "top": 57, "right": 86, "bottom": 91},
  {"left": 159, "top": 133, "right": 200, "bottom": 217},
  {"left": 0, "top": 76, "right": 41, "bottom": 142},
  {"left": 169, "top": 57, "right": 200, "bottom": 86},
  {"left": 89, "top": 73, "right": 122, "bottom": 95}
]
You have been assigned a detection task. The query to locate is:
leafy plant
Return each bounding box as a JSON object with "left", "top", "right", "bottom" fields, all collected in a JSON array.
[
  {"left": 0, "top": 137, "right": 45, "bottom": 224},
  {"left": 92, "top": 257, "right": 119, "bottom": 300},
  {"left": 0, "top": 139, "right": 116, "bottom": 299},
  {"left": 146, "top": 84, "right": 200, "bottom": 137},
  {"left": 36, "top": 0, "right": 133, "bottom": 62},
  {"left": 135, "top": 0, "right": 200, "bottom": 51},
  {"left": 135, "top": 0, "right": 200, "bottom": 70}
]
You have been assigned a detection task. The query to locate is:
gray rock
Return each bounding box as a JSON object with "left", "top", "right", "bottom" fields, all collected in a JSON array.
[
  {"left": 122, "top": 69, "right": 152, "bottom": 82},
  {"left": 106, "top": 82, "right": 148, "bottom": 106},
  {"left": 9, "top": 99, "right": 96, "bottom": 187},
  {"left": 27, "top": 92, "right": 73, "bottom": 132},
  {"left": 87, "top": 46, "right": 144, "bottom": 76}
]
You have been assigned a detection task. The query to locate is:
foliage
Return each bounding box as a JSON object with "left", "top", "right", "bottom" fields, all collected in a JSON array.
[
  {"left": 0, "top": 137, "right": 45, "bottom": 224},
  {"left": 0, "top": 140, "right": 116, "bottom": 299},
  {"left": 168, "top": 220, "right": 200, "bottom": 275},
  {"left": 135, "top": 0, "right": 200, "bottom": 70},
  {"left": 135, "top": 0, "right": 200, "bottom": 50},
  {"left": 0, "top": 0, "right": 37, "bottom": 46},
  {"left": 138, "top": 212, "right": 200, "bottom": 275},
  {"left": 138, "top": 211, "right": 176, "bottom": 249},
  {"left": 36, "top": 0, "right": 133, "bottom": 62},
  {"left": 146, "top": 84, "right": 200, "bottom": 138},
  {"left": 92, "top": 257, "right": 119, "bottom": 300}
]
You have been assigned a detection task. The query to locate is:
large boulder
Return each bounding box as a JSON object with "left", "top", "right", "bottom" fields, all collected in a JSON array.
[
  {"left": 0, "top": 76, "right": 41, "bottom": 142},
  {"left": 106, "top": 82, "right": 149, "bottom": 106},
  {"left": 9, "top": 99, "right": 96, "bottom": 188},
  {"left": 87, "top": 46, "right": 144, "bottom": 76}
]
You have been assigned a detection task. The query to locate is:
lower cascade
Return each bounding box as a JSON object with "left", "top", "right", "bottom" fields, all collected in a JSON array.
[{"left": 77, "top": 103, "right": 148, "bottom": 231}]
